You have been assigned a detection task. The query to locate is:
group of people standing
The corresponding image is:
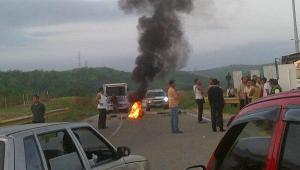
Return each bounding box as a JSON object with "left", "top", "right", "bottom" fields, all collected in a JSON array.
[
  {"left": 193, "top": 78, "right": 226, "bottom": 132},
  {"left": 238, "top": 75, "right": 282, "bottom": 109},
  {"left": 167, "top": 78, "right": 225, "bottom": 134}
]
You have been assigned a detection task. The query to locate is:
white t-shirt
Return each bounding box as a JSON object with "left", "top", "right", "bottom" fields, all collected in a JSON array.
[
  {"left": 263, "top": 83, "right": 271, "bottom": 97},
  {"left": 193, "top": 85, "right": 203, "bottom": 99},
  {"left": 97, "top": 93, "right": 107, "bottom": 109},
  {"left": 244, "top": 86, "right": 253, "bottom": 98}
]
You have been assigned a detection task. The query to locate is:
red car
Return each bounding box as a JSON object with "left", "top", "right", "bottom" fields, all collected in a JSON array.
[{"left": 187, "top": 90, "right": 300, "bottom": 170}]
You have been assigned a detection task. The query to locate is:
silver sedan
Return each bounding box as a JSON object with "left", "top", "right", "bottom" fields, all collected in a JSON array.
[{"left": 0, "top": 122, "right": 149, "bottom": 170}]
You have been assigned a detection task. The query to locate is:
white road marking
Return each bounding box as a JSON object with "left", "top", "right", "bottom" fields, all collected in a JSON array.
[
  {"left": 186, "top": 112, "right": 211, "bottom": 122},
  {"left": 109, "top": 114, "right": 124, "bottom": 139}
]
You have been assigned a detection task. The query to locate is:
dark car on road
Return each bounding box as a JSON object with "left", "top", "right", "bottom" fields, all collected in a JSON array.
[
  {"left": 144, "top": 89, "right": 169, "bottom": 111},
  {"left": 0, "top": 123, "right": 148, "bottom": 170},
  {"left": 187, "top": 90, "right": 300, "bottom": 170}
]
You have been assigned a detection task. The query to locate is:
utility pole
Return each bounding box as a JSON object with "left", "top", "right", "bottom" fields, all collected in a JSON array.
[
  {"left": 292, "top": 0, "right": 300, "bottom": 52},
  {"left": 78, "top": 51, "right": 81, "bottom": 68}
]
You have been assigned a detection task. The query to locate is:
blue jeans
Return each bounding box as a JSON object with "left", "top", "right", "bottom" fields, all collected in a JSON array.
[{"left": 171, "top": 107, "right": 180, "bottom": 132}]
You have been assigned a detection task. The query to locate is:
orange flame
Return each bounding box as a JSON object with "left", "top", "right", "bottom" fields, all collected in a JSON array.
[{"left": 128, "top": 101, "right": 143, "bottom": 119}]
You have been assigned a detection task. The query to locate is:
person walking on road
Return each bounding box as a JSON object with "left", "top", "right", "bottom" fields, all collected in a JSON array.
[
  {"left": 193, "top": 79, "right": 205, "bottom": 123},
  {"left": 168, "top": 80, "right": 183, "bottom": 134},
  {"left": 31, "top": 95, "right": 46, "bottom": 123},
  {"left": 208, "top": 79, "right": 225, "bottom": 132},
  {"left": 96, "top": 87, "right": 108, "bottom": 129}
]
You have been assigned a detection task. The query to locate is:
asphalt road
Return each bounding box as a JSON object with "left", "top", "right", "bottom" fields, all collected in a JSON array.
[{"left": 84, "top": 111, "right": 224, "bottom": 170}]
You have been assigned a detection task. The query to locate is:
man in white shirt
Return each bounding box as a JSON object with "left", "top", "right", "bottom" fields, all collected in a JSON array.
[
  {"left": 96, "top": 87, "right": 108, "bottom": 129},
  {"left": 193, "top": 79, "right": 204, "bottom": 123},
  {"left": 261, "top": 77, "right": 270, "bottom": 97}
]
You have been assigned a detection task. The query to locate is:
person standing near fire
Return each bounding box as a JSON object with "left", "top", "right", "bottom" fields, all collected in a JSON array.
[
  {"left": 96, "top": 87, "right": 107, "bottom": 129},
  {"left": 193, "top": 79, "right": 204, "bottom": 123},
  {"left": 168, "top": 80, "right": 183, "bottom": 134}
]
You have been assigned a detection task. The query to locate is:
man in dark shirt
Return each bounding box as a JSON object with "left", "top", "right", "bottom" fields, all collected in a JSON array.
[
  {"left": 31, "top": 95, "right": 46, "bottom": 123},
  {"left": 208, "top": 79, "right": 225, "bottom": 132}
]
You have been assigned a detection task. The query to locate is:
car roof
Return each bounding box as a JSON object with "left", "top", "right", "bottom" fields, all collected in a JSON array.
[
  {"left": 249, "top": 89, "right": 300, "bottom": 106},
  {"left": 238, "top": 89, "right": 300, "bottom": 117},
  {"left": 0, "top": 122, "right": 89, "bottom": 137}
]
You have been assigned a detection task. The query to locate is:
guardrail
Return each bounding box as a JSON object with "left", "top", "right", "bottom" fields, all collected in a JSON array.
[
  {"left": 0, "top": 108, "right": 70, "bottom": 126},
  {"left": 204, "top": 97, "right": 240, "bottom": 104}
]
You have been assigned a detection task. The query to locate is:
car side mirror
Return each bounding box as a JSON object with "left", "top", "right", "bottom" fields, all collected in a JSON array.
[
  {"left": 185, "top": 165, "right": 206, "bottom": 170},
  {"left": 116, "top": 146, "right": 131, "bottom": 158}
]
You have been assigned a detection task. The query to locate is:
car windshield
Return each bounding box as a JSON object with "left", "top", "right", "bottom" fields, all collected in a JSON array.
[
  {"left": 147, "top": 92, "right": 165, "bottom": 98},
  {"left": 106, "top": 86, "right": 126, "bottom": 96},
  {"left": 0, "top": 141, "right": 4, "bottom": 170}
]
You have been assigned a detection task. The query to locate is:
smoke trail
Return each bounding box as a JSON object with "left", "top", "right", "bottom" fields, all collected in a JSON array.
[{"left": 119, "top": 0, "right": 194, "bottom": 100}]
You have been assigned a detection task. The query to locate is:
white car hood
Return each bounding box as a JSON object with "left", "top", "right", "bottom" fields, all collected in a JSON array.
[{"left": 123, "top": 155, "right": 148, "bottom": 163}]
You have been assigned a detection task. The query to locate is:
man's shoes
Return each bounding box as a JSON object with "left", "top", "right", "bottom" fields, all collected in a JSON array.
[{"left": 173, "top": 130, "right": 183, "bottom": 134}]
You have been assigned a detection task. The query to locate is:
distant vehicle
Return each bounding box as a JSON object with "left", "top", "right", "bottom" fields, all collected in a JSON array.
[
  {"left": 144, "top": 89, "right": 168, "bottom": 111},
  {"left": 186, "top": 90, "right": 300, "bottom": 170},
  {"left": 103, "top": 83, "right": 129, "bottom": 112},
  {"left": 0, "top": 122, "right": 149, "bottom": 170}
]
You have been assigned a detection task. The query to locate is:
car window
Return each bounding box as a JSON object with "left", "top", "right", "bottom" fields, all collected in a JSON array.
[
  {"left": 24, "top": 136, "right": 44, "bottom": 170},
  {"left": 213, "top": 118, "right": 276, "bottom": 170},
  {"left": 146, "top": 92, "right": 165, "bottom": 98},
  {"left": 72, "top": 127, "right": 116, "bottom": 167},
  {"left": 0, "top": 141, "right": 4, "bottom": 170},
  {"left": 220, "top": 120, "right": 275, "bottom": 170},
  {"left": 106, "top": 86, "right": 126, "bottom": 96},
  {"left": 279, "top": 122, "right": 300, "bottom": 170},
  {"left": 37, "top": 130, "right": 84, "bottom": 170}
]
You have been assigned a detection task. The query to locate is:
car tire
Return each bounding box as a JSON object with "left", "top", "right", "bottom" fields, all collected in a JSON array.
[
  {"left": 146, "top": 107, "right": 150, "bottom": 111},
  {"left": 164, "top": 106, "right": 169, "bottom": 110}
]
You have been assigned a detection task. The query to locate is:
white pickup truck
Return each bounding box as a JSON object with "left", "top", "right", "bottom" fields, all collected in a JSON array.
[{"left": 103, "top": 83, "right": 129, "bottom": 112}]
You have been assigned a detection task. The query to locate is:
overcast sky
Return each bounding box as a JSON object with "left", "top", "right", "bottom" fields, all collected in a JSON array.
[{"left": 0, "top": 0, "right": 298, "bottom": 71}]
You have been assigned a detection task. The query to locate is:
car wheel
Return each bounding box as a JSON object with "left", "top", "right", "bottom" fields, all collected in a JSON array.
[{"left": 146, "top": 107, "right": 150, "bottom": 111}]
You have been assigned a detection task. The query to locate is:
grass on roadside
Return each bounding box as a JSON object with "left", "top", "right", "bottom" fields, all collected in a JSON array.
[{"left": 0, "top": 96, "right": 98, "bottom": 122}]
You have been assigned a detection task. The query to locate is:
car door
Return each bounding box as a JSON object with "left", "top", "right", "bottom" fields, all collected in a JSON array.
[
  {"left": 69, "top": 126, "right": 128, "bottom": 170},
  {"left": 207, "top": 106, "right": 281, "bottom": 170},
  {"left": 278, "top": 105, "right": 300, "bottom": 170}
]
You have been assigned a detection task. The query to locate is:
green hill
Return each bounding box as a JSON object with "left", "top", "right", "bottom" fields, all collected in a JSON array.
[{"left": 0, "top": 67, "right": 206, "bottom": 99}]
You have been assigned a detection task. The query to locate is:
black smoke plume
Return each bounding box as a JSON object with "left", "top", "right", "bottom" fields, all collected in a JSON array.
[{"left": 119, "top": 0, "right": 194, "bottom": 100}]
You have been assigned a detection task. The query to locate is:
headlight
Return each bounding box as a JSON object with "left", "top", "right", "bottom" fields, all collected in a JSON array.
[
  {"left": 147, "top": 100, "right": 152, "bottom": 104},
  {"left": 163, "top": 97, "right": 168, "bottom": 102}
]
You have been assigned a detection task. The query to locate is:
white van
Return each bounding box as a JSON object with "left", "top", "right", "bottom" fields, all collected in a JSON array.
[{"left": 103, "top": 83, "right": 129, "bottom": 112}]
